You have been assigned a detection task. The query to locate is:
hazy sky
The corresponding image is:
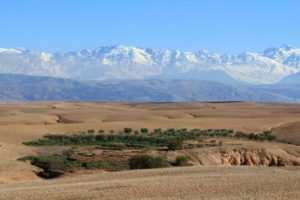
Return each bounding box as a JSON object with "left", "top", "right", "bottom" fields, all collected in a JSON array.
[{"left": 0, "top": 0, "right": 299, "bottom": 53}]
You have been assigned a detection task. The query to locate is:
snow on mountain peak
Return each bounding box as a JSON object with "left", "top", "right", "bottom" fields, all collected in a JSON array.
[
  {"left": 262, "top": 45, "right": 300, "bottom": 68},
  {"left": 280, "top": 44, "right": 295, "bottom": 50},
  {"left": 39, "top": 52, "right": 53, "bottom": 62},
  {"left": 0, "top": 45, "right": 300, "bottom": 84},
  {"left": 0, "top": 48, "right": 25, "bottom": 54}
]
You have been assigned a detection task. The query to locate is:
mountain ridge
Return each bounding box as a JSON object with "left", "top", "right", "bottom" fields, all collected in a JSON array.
[
  {"left": 0, "top": 73, "right": 298, "bottom": 103},
  {"left": 0, "top": 45, "right": 300, "bottom": 84}
]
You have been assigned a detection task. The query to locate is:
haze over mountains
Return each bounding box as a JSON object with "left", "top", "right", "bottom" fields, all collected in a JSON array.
[
  {"left": 0, "top": 45, "right": 300, "bottom": 102},
  {"left": 1, "top": 44, "right": 300, "bottom": 85},
  {"left": 0, "top": 73, "right": 299, "bottom": 103}
]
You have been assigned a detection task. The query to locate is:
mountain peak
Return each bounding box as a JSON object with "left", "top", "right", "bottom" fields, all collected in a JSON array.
[
  {"left": 0, "top": 47, "right": 25, "bottom": 54},
  {"left": 0, "top": 45, "right": 299, "bottom": 84},
  {"left": 280, "top": 44, "right": 295, "bottom": 50}
]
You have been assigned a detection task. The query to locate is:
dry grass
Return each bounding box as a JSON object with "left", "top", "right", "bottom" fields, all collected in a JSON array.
[
  {"left": 5, "top": 166, "right": 300, "bottom": 200},
  {"left": 272, "top": 120, "right": 300, "bottom": 145}
]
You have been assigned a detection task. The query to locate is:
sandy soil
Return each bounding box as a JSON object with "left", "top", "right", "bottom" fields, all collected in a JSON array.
[{"left": 272, "top": 120, "right": 300, "bottom": 144}]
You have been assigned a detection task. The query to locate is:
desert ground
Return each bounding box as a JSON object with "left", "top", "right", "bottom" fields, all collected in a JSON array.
[
  {"left": 0, "top": 102, "right": 300, "bottom": 199},
  {"left": 6, "top": 166, "right": 300, "bottom": 200}
]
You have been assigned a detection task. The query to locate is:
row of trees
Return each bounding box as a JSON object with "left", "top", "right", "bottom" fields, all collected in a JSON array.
[
  {"left": 235, "top": 131, "right": 276, "bottom": 141},
  {"left": 23, "top": 128, "right": 277, "bottom": 149}
]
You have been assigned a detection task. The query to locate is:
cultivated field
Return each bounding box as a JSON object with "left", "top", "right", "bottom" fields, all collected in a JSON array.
[
  {"left": 6, "top": 166, "right": 300, "bottom": 200},
  {"left": 0, "top": 102, "right": 300, "bottom": 199}
]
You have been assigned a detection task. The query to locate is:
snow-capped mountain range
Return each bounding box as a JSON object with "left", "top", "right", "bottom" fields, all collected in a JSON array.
[{"left": 0, "top": 44, "right": 300, "bottom": 84}]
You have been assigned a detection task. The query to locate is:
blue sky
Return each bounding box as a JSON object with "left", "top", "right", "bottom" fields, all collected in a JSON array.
[{"left": 0, "top": 0, "right": 299, "bottom": 53}]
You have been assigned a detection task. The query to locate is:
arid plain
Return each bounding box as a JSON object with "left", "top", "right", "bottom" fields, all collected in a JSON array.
[{"left": 1, "top": 102, "right": 300, "bottom": 199}]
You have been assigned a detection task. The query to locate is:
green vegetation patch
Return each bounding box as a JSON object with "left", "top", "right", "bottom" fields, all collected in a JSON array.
[
  {"left": 174, "top": 156, "right": 192, "bottom": 167},
  {"left": 128, "top": 155, "right": 169, "bottom": 169},
  {"left": 235, "top": 131, "right": 276, "bottom": 141},
  {"left": 19, "top": 154, "right": 128, "bottom": 173},
  {"left": 22, "top": 128, "right": 278, "bottom": 150}
]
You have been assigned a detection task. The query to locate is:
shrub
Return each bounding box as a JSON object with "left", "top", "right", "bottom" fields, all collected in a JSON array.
[
  {"left": 87, "top": 129, "right": 95, "bottom": 134},
  {"left": 82, "top": 161, "right": 128, "bottom": 170},
  {"left": 262, "top": 131, "right": 276, "bottom": 141},
  {"left": 18, "top": 156, "right": 36, "bottom": 162},
  {"left": 62, "top": 149, "right": 74, "bottom": 157},
  {"left": 124, "top": 128, "right": 133, "bottom": 134},
  {"left": 228, "top": 129, "right": 234, "bottom": 134},
  {"left": 174, "top": 156, "right": 191, "bottom": 166},
  {"left": 197, "top": 138, "right": 204, "bottom": 143},
  {"left": 128, "top": 155, "right": 169, "bottom": 169},
  {"left": 210, "top": 139, "right": 216, "bottom": 144},
  {"left": 140, "top": 128, "right": 148, "bottom": 133},
  {"left": 95, "top": 134, "right": 107, "bottom": 142},
  {"left": 166, "top": 138, "right": 183, "bottom": 150},
  {"left": 218, "top": 140, "right": 223, "bottom": 146},
  {"left": 154, "top": 128, "right": 162, "bottom": 133},
  {"left": 98, "top": 129, "right": 105, "bottom": 134},
  {"left": 235, "top": 131, "right": 248, "bottom": 138},
  {"left": 167, "top": 128, "right": 175, "bottom": 132},
  {"left": 108, "top": 142, "right": 126, "bottom": 148},
  {"left": 31, "top": 155, "right": 81, "bottom": 172}
]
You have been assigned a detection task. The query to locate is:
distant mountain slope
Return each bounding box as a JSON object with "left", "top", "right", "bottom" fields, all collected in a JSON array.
[
  {"left": 147, "top": 70, "right": 246, "bottom": 85},
  {"left": 278, "top": 72, "right": 300, "bottom": 84},
  {"left": 0, "top": 45, "right": 300, "bottom": 84},
  {"left": 0, "top": 74, "right": 298, "bottom": 102},
  {"left": 251, "top": 84, "right": 300, "bottom": 100}
]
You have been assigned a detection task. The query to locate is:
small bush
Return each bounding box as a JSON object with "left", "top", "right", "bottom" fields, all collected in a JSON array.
[
  {"left": 95, "top": 134, "right": 107, "bottom": 142},
  {"left": 124, "top": 128, "right": 133, "bottom": 134},
  {"left": 166, "top": 138, "right": 183, "bottom": 150},
  {"left": 235, "top": 131, "right": 248, "bottom": 138},
  {"left": 128, "top": 155, "right": 169, "bottom": 169},
  {"left": 210, "top": 139, "right": 216, "bottom": 144},
  {"left": 108, "top": 142, "right": 126, "bottom": 148},
  {"left": 228, "top": 129, "right": 234, "bottom": 134},
  {"left": 87, "top": 129, "right": 95, "bottom": 134},
  {"left": 174, "top": 156, "right": 191, "bottom": 166},
  {"left": 98, "top": 129, "right": 105, "bottom": 134},
  {"left": 154, "top": 128, "right": 162, "bottom": 133},
  {"left": 62, "top": 149, "right": 74, "bottom": 157},
  {"left": 18, "top": 156, "right": 36, "bottom": 162},
  {"left": 197, "top": 138, "right": 204, "bottom": 143},
  {"left": 82, "top": 161, "right": 128, "bottom": 170},
  {"left": 218, "top": 140, "right": 223, "bottom": 146},
  {"left": 140, "top": 128, "right": 148, "bottom": 133}
]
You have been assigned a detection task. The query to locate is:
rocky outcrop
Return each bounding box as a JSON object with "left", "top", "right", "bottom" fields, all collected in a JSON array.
[
  {"left": 220, "top": 149, "right": 300, "bottom": 166},
  {"left": 180, "top": 143, "right": 300, "bottom": 167}
]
